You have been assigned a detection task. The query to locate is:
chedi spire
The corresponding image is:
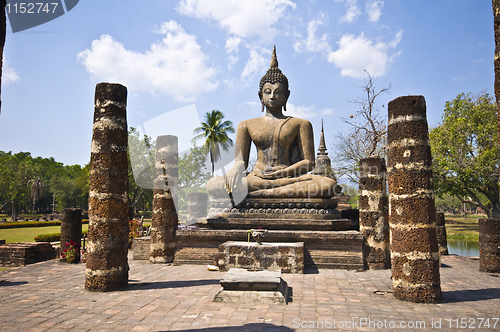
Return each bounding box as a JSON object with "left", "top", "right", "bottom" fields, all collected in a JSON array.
[{"left": 312, "top": 119, "right": 335, "bottom": 179}]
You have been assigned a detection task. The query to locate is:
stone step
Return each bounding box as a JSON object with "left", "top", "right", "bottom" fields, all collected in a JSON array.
[{"left": 199, "top": 217, "right": 354, "bottom": 231}]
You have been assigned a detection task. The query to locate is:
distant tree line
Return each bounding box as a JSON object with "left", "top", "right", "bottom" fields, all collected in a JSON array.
[{"left": 0, "top": 151, "right": 89, "bottom": 219}]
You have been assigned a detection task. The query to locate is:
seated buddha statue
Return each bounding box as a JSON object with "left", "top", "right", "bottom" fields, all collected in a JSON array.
[{"left": 207, "top": 46, "right": 339, "bottom": 199}]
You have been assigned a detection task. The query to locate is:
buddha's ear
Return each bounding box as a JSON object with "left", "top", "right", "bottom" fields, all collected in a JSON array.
[{"left": 284, "top": 90, "right": 290, "bottom": 112}]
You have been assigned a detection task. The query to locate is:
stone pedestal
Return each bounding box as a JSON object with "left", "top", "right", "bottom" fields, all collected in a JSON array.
[
  {"left": 133, "top": 236, "right": 151, "bottom": 260},
  {"left": 86, "top": 83, "right": 129, "bottom": 292},
  {"left": 358, "top": 157, "right": 390, "bottom": 270},
  {"left": 218, "top": 241, "right": 304, "bottom": 273},
  {"left": 436, "top": 213, "right": 449, "bottom": 255},
  {"left": 150, "top": 135, "right": 178, "bottom": 263},
  {"left": 479, "top": 218, "right": 500, "bottom": 273},
  {"left": 213, "top": 268, "right": 289, "bottom": 304},
  {"left": 187, "top": 192, "right": 208, "bottom": 225},
  {"left": 60, "top": 208, "right": 82, "bottom": 262},
  {"left": 388, "top": 95, "right": 442, "bottom": 303}
]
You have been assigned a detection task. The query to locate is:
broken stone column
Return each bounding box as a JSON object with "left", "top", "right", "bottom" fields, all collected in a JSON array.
[
  {"left": 60, "top": 208, "right": 82, "bottom": 262},
  {"left": 436, "top": 213, "right": 449, "bottom": 255},
  {"left": 479, "top": 218, "right": 500, "bottom": 273},
  {"left": 387, "top": 95, "right": 442, "bottom": 303},
  {"left": 150, "top": 135, "right": 178, "bottom": 263},
  {"left": 358, "top": 157, "right": 390, "bottom": 270},
  {"left": 86, "top": 83, "right": 129, "bottom": 291},
  {"left": 187, "top": 192, "right": 208, "bottom": 225}
]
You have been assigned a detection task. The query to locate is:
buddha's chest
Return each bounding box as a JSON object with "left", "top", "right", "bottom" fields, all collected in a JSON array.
[{"left": 248, "top": 119, "right": 298, "bottom": 150}]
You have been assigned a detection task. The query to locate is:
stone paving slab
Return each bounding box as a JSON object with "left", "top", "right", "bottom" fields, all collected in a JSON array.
[{"left": 0, "top": 253, "right": 499, "bottom": 331}]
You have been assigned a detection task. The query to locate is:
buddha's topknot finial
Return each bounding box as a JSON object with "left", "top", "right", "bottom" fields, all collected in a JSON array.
[
  {"left": 270, "top": 45, "right": 278, "bottom": 68},
  {"left": 258, "top": 45, "right": 289, "bottom": 112}
]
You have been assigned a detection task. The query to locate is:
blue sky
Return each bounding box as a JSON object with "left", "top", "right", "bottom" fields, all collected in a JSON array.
[{"left": 0, "top": 0, "right": 494, "bottom": 167}]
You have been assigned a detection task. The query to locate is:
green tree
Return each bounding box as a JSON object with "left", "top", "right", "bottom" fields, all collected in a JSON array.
[
  {"left": 50, "top": 175, "right": 83, "bottom": 211},
  {"left": 0, "top": 152, "right": 36, "bottom": 219},
  {"left": 430, "top": 92, "right": 499, "bottom": 218},
  {"left": 28, "top": 177, "right": 44, "bottom": 217},
  {"left": 177, "top": 145, "right": 212, "bottom": 211},
  {"left": 192, "top": 110, "right": 235, "bottom": 175},
  {"left": 179, "top": 145, "right": 212, "bottom": 189},
  {"left": 127, "top": 127, "right": 155, "bottom": 213}
]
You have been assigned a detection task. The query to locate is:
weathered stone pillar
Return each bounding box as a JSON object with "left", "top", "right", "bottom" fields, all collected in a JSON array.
[
  {"left": 358, "top": 157, "right": 390, "bottom": 270},
  {"left": 60, "top": 208, "right": 82, "bottom": 262},
  {"left": 86, "top": 83, "right": 129, "bottom": 291},
  {"left": 436, "top": 213, "right": 449, "bottom": 255},
  {"left": 150, "top": 135, "right": 178, "bottom": 263},
  {"left": 387, "top": 95, "right": 442, "bottom": 303},
  {"left": 187, "top": 192, "right": 208, "bottom": 225},
  {"left": 479, "top": 218, "right": 500, "bottom": 273}
]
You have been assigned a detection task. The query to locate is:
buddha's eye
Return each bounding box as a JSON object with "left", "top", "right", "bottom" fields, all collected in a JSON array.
[{"left": 264, "top": 89, "right": 271, "bottom": 94}]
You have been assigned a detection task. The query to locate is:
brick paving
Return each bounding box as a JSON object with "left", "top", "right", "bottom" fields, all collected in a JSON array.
[{"left": 0, "top": 254, "right": 499, "bottom": 331}]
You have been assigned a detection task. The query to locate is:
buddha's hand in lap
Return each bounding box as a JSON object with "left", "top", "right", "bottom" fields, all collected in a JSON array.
[{"left": 258, "top": 170, "right": 283, "bottom": 180}]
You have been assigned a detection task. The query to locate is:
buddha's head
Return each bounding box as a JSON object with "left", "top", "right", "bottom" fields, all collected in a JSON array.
[{"left": 258, "top": 46, "right": 290, "bottom": 113}]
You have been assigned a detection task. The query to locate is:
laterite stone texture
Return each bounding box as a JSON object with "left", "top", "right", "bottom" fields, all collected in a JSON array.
[
  {"left": 218, "top": 241, "right": 304, "bottom": 273},
  {"left": 436, "top": 213, "right": 449, "bottom": 255},
  {"left": 150, "top": 136, "right": 178, "bottom": 263},
  {"left": 86, "top": 83, "right": 129, "bottom": 292},
  {"left": 60, "top": 208, "right": 82, "bottom": 262},
  {"left": 388, "top": 95, "right": 442, "bottom": 303},
  {"left": 479, "top": 218, "right": 500, "bottom": 273},
  {"left": 358, "top": 157, "right": 390, "bottom": 270}
]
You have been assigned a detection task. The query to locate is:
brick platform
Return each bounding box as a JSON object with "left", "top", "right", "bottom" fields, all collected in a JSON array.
[
  {"left": 175, "top": 229, "right": 363, "bottom": 271},
  {"left": 0, "top": 242, "right": 56, "bottom": 266}
]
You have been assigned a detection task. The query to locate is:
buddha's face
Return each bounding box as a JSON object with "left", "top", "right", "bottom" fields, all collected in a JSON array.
[{"left": 261, "top": 82, "right": 287, "bottom": 113}]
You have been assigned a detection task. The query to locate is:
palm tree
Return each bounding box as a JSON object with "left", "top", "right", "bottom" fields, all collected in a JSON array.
[
  {"left": 28, "top": 177, "right": 44, "bottom": 218},
  {"left": 192, "top": 110, "right": 235, "bottom": 175}
]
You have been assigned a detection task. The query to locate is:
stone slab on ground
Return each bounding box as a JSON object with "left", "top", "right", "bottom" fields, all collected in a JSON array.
[
  {"left": 214, "top": 268, "right": 289, "bottom": 304},
  {"left": 218, "top": 241, "right": 304, "bottom": 273}
]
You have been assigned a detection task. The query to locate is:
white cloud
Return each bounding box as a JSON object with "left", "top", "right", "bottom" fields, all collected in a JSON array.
[
  {"left": 241, "top": 47, "right": 268, "bottom": 81},
  {"left": 226, "top": 36, "right": 242, "bottom": 53},
  {"left": 366, "top": 0, "right": 384, "bottom": 22},
  {"left": 286, "top": 103, "right": 332, "bottom": 119},
  {"left": 293, "top": 12, "right": 331, "bottom": 53},
  {"left": 77, "top": 20, "right": 218, "bottom": 102},
  {"left": 339, "top": 0, "right": 361, "bottom": 23},
  {"left": 177, "top": 0, "right": 296, "bottom": 42},
  {"left": 2, "top": 61, "right": 20, "bottom": 85},
  {"left": 327, "top": 29, "right": 403, "bottom": 78},
  {"left": 225, "top": 36, "right": 242, "bottom": 68}
]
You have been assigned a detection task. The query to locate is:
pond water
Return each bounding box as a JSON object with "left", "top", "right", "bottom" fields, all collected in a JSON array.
[{"left": 447, "top": 239, "right": 479, "bottom": 257}]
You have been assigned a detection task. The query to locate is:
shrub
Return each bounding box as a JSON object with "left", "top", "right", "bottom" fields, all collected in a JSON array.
[
  {"left": 34, "top": 230, "right": 88, "bottom": 242},
  {"left": 34, "top": 233, "right": 60, "bottom": 242}
]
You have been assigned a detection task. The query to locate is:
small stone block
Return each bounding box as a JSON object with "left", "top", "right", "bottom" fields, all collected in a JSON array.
[
  {"left": 220, "top": 268, "right": 282, "bottom": 291},
  {"left": 214, "top": 268, "right": 289, "bottom": 304}
]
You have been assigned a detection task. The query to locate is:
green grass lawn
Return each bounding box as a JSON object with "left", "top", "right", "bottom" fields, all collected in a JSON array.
[
  {"left": 445, "top": 214, "right": 480, "bottom": 241},
  {"left": 0, "top": 224, "right": 89, "bottom": 243}
]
